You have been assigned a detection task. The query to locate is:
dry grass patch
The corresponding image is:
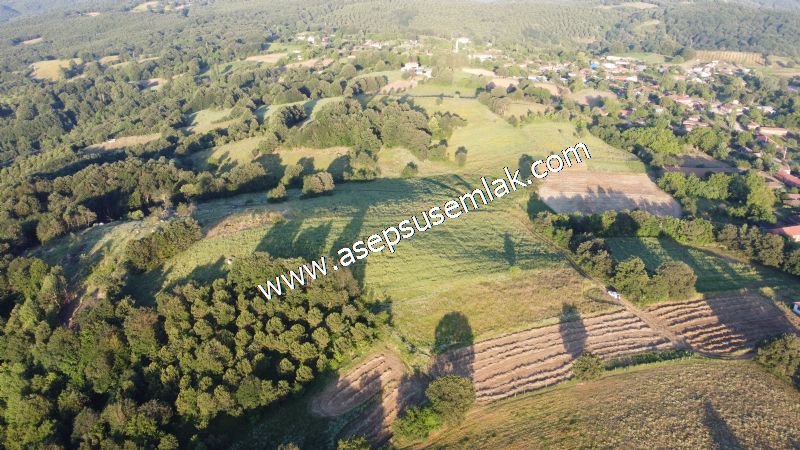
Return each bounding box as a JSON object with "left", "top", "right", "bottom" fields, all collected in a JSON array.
[
  {"left": 245, "top": 52, "right": 288, "bottom": 64},
  {"left": 462, "top": 68, "right": 495, "bottom": 77},
  {"left": 538, "top": 168, "right": 681, "bottom": 217},
  {"left": 21, "top": 37, "right": 43, "bottom": 45},
  {"left": 424, "top": 359, "right": 800, "bottom": 449},
  {"left": 99, "top": 55, "right": 121, "bottom": 65},
  {"left": 695, "top": 50, "right": 766, "bottom": 66},
  {"left": 30, "top": 59, "right": 81, "bottom": 81},
  {"left": 85, "top": 133, "right": 161, "bottom": 151},
  {"left": 567, "top": 89, "right": 617, "bottom": 107},
  {"left": 132, "top": 1, "right": 158, "bottom": 12}
]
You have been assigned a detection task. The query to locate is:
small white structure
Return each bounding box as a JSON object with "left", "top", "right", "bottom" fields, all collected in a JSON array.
[
  {"left": 607, "top": 290, "right": 621, "bottom": 300},
  {"left": 401, "top": 61, "right": 419, "bottom": 72},
  {"left": 793, "top": 302, "right": 800, "bottom": 315}
]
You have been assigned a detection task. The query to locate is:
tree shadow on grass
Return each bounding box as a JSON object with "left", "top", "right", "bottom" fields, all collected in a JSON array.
[
  {"left": 703, "top": 401, "right": 744, "bottom": 450},
  {"left": 430, "top": 312, "right": 476, "bottom": 382},
  {"left": 559, "top": 303, "right": 587, "bottom": 359}
]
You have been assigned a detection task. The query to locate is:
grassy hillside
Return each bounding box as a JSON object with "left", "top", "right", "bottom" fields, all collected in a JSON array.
[{"left": 422, "top": 359, "right": 800, "bottom": 449}]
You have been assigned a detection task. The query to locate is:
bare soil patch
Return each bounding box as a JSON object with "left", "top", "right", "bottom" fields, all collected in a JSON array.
[{"left": 205, "top": 211, "right": 283, "bottom": 238}]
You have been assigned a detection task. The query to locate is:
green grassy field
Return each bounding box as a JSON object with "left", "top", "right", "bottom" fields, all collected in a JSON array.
[
  {"left": 606, "top": 237, "right": 800, "bottom": 299},
  {"left": 423, "top": 359, "right": 800, "bottom": 449},
  {"left": 127, "top": 175, "right": 612, "bottom": 350},
  {"left": 184, "top": 108, "right": 235, "bottom": 133}
]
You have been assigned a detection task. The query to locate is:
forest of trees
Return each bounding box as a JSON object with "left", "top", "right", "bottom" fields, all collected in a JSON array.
[{"left": 0, "top": 252, "right": 385, "bottom": 448}]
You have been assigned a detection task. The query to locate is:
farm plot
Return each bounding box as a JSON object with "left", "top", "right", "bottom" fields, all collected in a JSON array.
[
  {"left": 431, "top": 309, "right": 673, "bottom": 403},
  {"left": 424, "top": 359, "right": 800, "bottom": 449},
  {"left": 313, "top": 352, "right": 424, "bottom": 444},
  {"left": 567, "top": 89, "right": 617, "bottom": 107},
  {"left": 606, "top": 237, "right": 800, "bottom": 298},
  {"left": 538, "top": 169, "right": 681, "bottom": 217},
  {"left": 245, "top": 52, "right": 288, "bottom": 64},
  {"left": 648, "top": 295, "right": 797, "bottom": 356},
  {"left": 695, "top": 50, "right": 765, "bottom": 66}
]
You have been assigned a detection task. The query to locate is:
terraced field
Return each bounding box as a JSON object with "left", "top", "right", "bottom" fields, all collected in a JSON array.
[
  {"left": 649, "top": 295, "right": 797, "bottom": 356},
  {"left": 312, "top": 353, "right": 423, "bottom": 444},
  {"left": 431, "top": 309, "right": 674, "bottom": 403}
]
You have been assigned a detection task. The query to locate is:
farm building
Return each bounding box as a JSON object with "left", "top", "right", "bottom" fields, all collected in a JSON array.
[
  {"left": 794, "top": 302, "right": 800, "bottom": 315},
  {"left": 768, "top": 225, "right": 800, "bottom": 242}
]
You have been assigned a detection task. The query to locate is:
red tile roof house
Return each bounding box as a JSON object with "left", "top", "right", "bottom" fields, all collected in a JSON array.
[
  {"left": 776, "top": 166, "right": 800, "bottom": 188},
  {"left": 768, "top": 225, "right": 800, "bottom": 242}
]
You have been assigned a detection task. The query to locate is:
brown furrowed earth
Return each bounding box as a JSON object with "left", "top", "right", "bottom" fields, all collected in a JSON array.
[
  {"left": 430, "top": 309, "right": 674, "bottom": 403},
  {"left": 648, "top": 294, "right": 798, "bottom": 356},
  {"left": 312, "top": 353, "right": 424, "bottom": 444}
]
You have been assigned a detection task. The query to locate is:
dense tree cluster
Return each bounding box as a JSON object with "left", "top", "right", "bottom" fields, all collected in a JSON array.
[
  {"left": 125, "top": 219, "right": 202, "bottom": 272},
  {"left": 658, "top": 170, "right": 777, "bottom": 223},
  {"left": 0, "top": 253, "right": 383, "bottom": 447}
]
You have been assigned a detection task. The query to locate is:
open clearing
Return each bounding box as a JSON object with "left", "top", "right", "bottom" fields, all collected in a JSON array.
[
  {"left": 462, "top": 68, "right": 495, "bottom": 77},
  {"left": 424, "top": 359, "right": 800, "bottom": 449},
  {"left": 538, "top": 166, "right": 681, "bottom": 217},
  {"left": 567, "top": 89, "right": 617, "bottom": 107},
  {"left": 649, "top": 295, "right": 797, "bottom": 356},
  {"left": 505, "top": 101, "right": 547, "bottom": 117},
  {"left": 184, "top": 108, "right": 234, "bottom": 133},
  {"left": 29, "top": 59, "right": 81, "bottom": 81},
  {"left": 606, "top": 237, "right": 800, "bottom": 299},
  {"left": 132, "top": 1, "right": 159, "bottom": 12},
  {"left": 245, "top": 52, "right": 287, "bottom": 64},
  {"left": 695, "top": 50, "right": 765, "bottom": 66},
  {"left": 21, "top": 37, "right": 43, "bottom": 45},
  {"left": 128, "top": 175, "right": 610, "bottom": 351},
  {"left": 599, "top": 1, "right": 658, "bottom": 8},
  {"left": 664, "top": 153, "right": 740, "bottom": 177},
  {"left": 85, "top": 133, "right": 161, "bottom": 151}
]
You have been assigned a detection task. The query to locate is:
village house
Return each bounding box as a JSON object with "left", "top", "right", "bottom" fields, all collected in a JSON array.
[
  {"left": 783, "top": 193, "right": 800, "bottom": 207},
  {"left": 769, "top": 224, "right": 800, "bottom": 242},
  {"left": 776, "top": 166, "right": 800, "bottom": 188}
]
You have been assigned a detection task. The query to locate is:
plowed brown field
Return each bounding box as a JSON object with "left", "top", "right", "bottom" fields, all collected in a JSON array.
[
  {"left": 648, "top": 295, "right": 797, "bottom": 356},
  {"left": 431, "top": 309, "right": 673, "bottom": 403}
]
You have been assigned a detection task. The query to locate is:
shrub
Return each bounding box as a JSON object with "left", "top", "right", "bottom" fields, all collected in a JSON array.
[
  {"left": 337, "top": 436, "right": 370, "bottom": 450},
  {"left": 267, "top": 184, "right": 287, "bottom": 202},
  {"left": 454, "top": 146, "right": 468, "bottom": 166},
  {"left": 302, "top": 171, "right": 335, "bottom": 196},
  {"left": 392, "top": 406, "right": 441, "bottom": 445},
  {"left": 573, "top": 352, "right": 605, "bottom": 381},
  {"left": 425, "top": 375, "right": 475, "bottom": 424},
  {"left": 401, "top": 162, "right": 419, "bottom": 178},
  {"left": 755, "top": 334, "right": 800, "bottom": 388}
]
